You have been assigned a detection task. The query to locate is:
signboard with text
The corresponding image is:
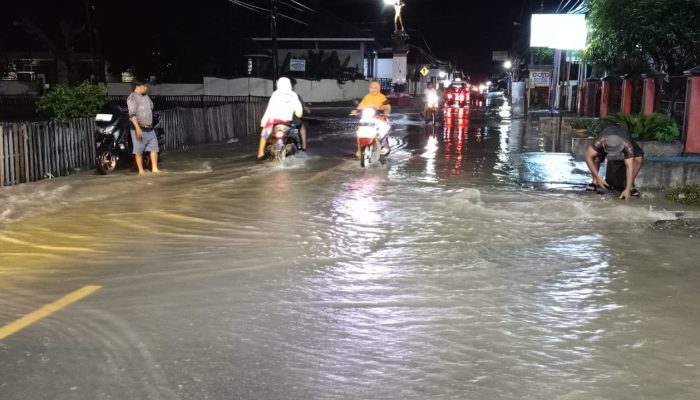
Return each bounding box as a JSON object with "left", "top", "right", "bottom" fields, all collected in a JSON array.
[
  {"left": 529, "top": 70, "right": 552, "bottom": 87},
  {"left": 290, "top": 59, "right": 306, "bottom": 72}
]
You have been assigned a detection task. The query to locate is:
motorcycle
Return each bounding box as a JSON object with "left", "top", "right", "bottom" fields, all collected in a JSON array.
[
  {"left": 355, "top": 108, "right": 391, "bottom": 168},
  {"left": 264, "top": 122, "right": 301, "bottom": 162},
  {"left": 425, "top": 91, "right": 440, "bottom": 125},
  {"left": 94, "top": 102, "right": 165, "bottom": 174}
]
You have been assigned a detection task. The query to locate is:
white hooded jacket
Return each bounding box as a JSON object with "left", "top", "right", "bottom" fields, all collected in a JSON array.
[{"left": 260, "top": 77, "right": 303, "bottom": 128}]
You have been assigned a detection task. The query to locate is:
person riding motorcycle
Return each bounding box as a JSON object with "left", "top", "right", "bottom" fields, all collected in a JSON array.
[
  {"left": 423, "top": 82, "right": 439, "bottom": 122},
  {"left": 351, "top": 81, "right": 391, "bottom": 158},
  {"left": 257, "top": 77, "right": 303, "bottom": 161}
]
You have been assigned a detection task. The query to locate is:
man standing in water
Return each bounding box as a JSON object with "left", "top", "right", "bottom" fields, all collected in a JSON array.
[
  {"left": 585, "top": 126, "right": 644, "bottom": 200},
  {"left": 127, "top": 79, "right": 160, "bottom": 175}
]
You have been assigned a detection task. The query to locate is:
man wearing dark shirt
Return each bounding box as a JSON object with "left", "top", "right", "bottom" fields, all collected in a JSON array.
[{"left": 585, "top": 126, "right": 644, "bottom": 200}]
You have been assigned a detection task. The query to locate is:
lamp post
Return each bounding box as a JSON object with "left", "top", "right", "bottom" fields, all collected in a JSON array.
[
  {"left": 270, "top": 0, "right": 279, "bottom": 89},
  {"left": 504, "top": 60, "right": 512, "bottom": 97}
]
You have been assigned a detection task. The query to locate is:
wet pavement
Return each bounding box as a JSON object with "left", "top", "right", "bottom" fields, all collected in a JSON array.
[{"left": 1, "top": 94, "right": 700, "bottom": 399}]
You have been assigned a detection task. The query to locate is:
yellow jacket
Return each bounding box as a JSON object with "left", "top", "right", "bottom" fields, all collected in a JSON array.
[{"left": 358, "top": 93, "right": 390, "bottom": 111}]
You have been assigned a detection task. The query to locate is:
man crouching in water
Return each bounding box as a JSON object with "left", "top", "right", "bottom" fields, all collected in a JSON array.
[
  {"left": 257, "top": 77, "right": 303, "bottom": 161},
  {"left": 585, "top": 126, "right": 644, "bottom": 200}
]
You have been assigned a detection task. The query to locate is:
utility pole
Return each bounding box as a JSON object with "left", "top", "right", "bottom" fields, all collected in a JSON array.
[
  {"left": 270, "top": 0, "right": 279, "bottom": 89},
  {"left": 84, "top": 0, "right": 98, "bottom": 83},
  {"left": 84, "top": 0, "right": 105, "bottom": 83}
]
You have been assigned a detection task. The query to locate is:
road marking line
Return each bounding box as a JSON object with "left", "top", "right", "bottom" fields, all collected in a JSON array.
[
  {"left": 304, "top": 162, "right": 346, "bottom": 184},
  {"left": 0, "top": 285, "right": 102, "bottom": 340}
]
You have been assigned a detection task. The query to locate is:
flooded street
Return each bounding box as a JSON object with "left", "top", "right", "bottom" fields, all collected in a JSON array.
[{"left": 1, "top": 96, "right": 700, "bottom": 399}]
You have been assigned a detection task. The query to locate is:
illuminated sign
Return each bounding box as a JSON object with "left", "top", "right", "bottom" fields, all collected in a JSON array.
[{"left": 530, "top": 14, "right": 587, "bottom": 50}]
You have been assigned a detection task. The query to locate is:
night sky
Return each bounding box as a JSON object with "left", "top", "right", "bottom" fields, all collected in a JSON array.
[{"left": 1, "top": 0, "right": 565, "bottom": 82}]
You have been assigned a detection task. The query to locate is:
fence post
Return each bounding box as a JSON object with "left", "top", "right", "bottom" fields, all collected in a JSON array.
[
  {"left": 683, "top": 66, "right": 700, "bottom": 155},
  {"left": 584, "top": 78, "right": 600, "bottom": 117},
  {"left": 0, "top": 125, "right": 4, "bottom": 187},
  {"left": 642, "top": 72, "right": 665, "bottom": 115},
  {"left": 600, "top": 76, "right": 615, "bottom": 118},
  {"left": 22, "top": 124, "right": 29, "bottom": 183},
  {"left": 620, "top": 75, "right": 634, "bottom": 114}
]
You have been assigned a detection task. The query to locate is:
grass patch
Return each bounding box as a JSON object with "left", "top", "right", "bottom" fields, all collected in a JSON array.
[{"left": 666, "top": 184, "right": 700, "bottom": 205}]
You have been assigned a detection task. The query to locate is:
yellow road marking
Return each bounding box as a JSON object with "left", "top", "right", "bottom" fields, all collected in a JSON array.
[
  {"left": 0, "top": 285, "right": 101, "bottom": 340},
  {"left": 304, "top": 162, "right": 346, "bottom": 184}
]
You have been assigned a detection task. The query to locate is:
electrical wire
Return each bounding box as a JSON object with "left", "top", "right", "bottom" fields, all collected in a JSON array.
[
  {"left": 557, "top": 0, "right": 576, "bottom": 13},
  {"left": 228, "top": 0, "right": 310, "bottom": 25},
  {"left": 567, "top": 0, "right": 589, "bottom": 14},
  {"left": 285, "top": 0, "right": 316, "bottom": 13}
]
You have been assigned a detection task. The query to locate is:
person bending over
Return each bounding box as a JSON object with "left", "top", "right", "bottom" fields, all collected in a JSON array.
[{"left": 585, "top": 126, "right": 644, "bottom": 200}]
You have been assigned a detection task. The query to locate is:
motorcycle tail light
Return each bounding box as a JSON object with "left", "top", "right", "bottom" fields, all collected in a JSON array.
[{"left": 275, "top": 131, "right": 285, "bottom": 139}]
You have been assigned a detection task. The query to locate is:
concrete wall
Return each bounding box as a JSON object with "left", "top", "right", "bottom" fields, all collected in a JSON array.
[
  {"left": 0, "top": 81, "right": 41, "bottom": 95},
  {"left": 108, "top": 77, "right": 371, "bottom": 103},
  {"left": 107, "top": 82, "right": 204, "bottom": 96},
  {"left": 636, "top": 160, "right": 700, "bottom": 189}
]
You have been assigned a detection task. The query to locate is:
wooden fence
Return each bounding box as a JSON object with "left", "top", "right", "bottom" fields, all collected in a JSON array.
[{"left": 0, "top": 99, "right": 266, "bottom": 187}]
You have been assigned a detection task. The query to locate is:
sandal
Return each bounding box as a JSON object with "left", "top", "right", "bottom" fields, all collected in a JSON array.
[
  {"left": 585, "top": 183, "right": 597, "bottom": 191},
  {"left": 631, "top": 188, "right": 641, "bottom": 197}
]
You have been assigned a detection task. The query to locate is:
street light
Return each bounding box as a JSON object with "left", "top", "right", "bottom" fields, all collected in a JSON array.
[
  {"left": 503, "top": 60, "right": 513, "bottom": 96},
  {"left": 383, "top": 0, "right": 394, "bottom": 5}
]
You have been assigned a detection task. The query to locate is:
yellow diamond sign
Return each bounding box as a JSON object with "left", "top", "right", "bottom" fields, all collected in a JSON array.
[{"left": 420, "top": 66, "right": 430, "bottom": 76}]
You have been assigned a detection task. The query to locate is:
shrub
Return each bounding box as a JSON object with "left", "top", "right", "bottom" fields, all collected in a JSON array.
[
  {"left": 605, "top": 112, "right": 680, "bottom": 142},
  {"left": 37, "top": 82, "right": 107, "bottom": 121},
  {"left": 567, "top": 118, "right": 602, "bottom": 135},
  {"left": 666, "top": 184, "right": 700, "bottom": 206}
]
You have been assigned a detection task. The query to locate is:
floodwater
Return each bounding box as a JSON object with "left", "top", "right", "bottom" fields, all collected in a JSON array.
[{"left": 1, "top": 95, "right": 699, "bottom": 399}]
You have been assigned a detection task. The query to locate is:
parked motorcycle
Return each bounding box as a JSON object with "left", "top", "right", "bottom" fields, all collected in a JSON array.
[
  {"left": 94, "top": 102, "right": 165, "bottom": 174},
  {"left": 264, "top": 122, "right": 301, "bottom": 161},
  {"left": 355, "top": 108, "right": 391, "bottom": 168}
]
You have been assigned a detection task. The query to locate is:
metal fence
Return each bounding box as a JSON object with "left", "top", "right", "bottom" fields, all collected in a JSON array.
[
  {"left": 660, "top": 76, "right": 687, "bottom": 130},
  {"left": 1, "top": 98, "right": 267, "bottom": 187}
]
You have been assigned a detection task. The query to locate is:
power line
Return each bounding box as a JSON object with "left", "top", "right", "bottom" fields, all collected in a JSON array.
[
  {"left": 557, "top": 0, "right": 575, "bottom": 13},
  {"left": 228, "top": 0, "right": 309, "bottom": 25},
  {"left": 284, "top": 0, "right": 316, "bottom": 13},
  {"left": 230, "top": 0, "right": 266, "bottom": 14}
]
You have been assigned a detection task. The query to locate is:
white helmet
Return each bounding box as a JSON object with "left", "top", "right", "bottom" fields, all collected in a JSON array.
[{"left": 276, "top": 77, "right": 292, "bottom": 91}]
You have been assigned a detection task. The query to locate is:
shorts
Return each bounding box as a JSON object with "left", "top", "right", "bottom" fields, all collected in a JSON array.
[
  {"left": 131, "top": 128, "right": 159, "bottom": 155},
  {"left": 292, "top": 114, "right": 306, "bottom": 130},
  {"left": 594, "top": 139, "right": 644, "bottom": 163}
]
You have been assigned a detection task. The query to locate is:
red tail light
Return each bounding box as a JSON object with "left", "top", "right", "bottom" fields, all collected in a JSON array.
[{"left": 275, "top": 130, "right": 285, "bottom": 139}]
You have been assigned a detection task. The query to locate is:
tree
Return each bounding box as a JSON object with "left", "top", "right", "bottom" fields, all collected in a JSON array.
[
  {"left": 588, "top": 0, "right": 700, "bottom": 75},
  {"left": 13, "top": 17, "right": 85, "bottom": 84}
]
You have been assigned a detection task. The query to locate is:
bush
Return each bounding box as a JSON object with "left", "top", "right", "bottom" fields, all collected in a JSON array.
[
  {"left": 37, "top": 82, "right": 107, "bottom": 121},
  {"left": 567, "top": 118, "right": 601, "bottom": 135},
  {"left": 666, "top": 184, "right": 700, "bottom": 206},
  {"left": 605, "top": 112, "right": 680, "bottom": 142}
]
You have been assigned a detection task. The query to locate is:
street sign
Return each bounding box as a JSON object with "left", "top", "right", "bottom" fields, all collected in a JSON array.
[
  {"left": 420, "top": 66, "right": 430, "bottom": 76},
  {"left": 247, "top": 58, "right": 253, "bottom": 75},
  {"left": 290, "top": 58, "right": 306, "bottom": 72}
]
